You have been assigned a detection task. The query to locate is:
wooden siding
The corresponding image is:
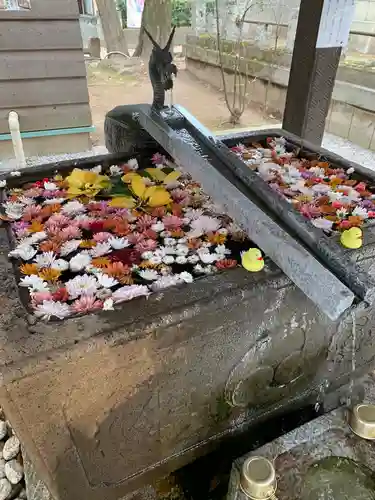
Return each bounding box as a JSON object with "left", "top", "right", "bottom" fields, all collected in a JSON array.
[{"left": 0, "top": 0, "right": 92, "bottom": 135}]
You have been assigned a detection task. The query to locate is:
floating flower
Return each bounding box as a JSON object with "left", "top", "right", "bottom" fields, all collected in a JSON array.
[
  {"left": 20, "top": 275, "right": 49, "bottom": 292},
  {"left": 4, "top": 202, "right": 24, "bottom": 220},
  {"left": 91, "top": 257, "right": 111, "bottom": 269},
  {"left": 215, "top": 244, "right": 231, "bottom": 256},
  {"left": 216, "top": 259, "right": 237, "bottom": 269},
  {"left": 188, "top": 215, "right": 221, "bottom": 238},
  {"left": 71, "top": 296, "right": 103, "bottom": 314},
  {"left": 198, "top": 251, "right": 217, "bottom": 264},
  {"left": 0, "top": 180, "right": 6, "bottom": 188},
  {"left": 138, "top": 269, "right": 159, "bottom": 281},
  {"left": 20, "top": 263, "right": 38, "bottom": 275},
  {"left": 31, "top": 291, "right": 53, "bottom": 304},
  {"left": 65, "top": 169, "right": 110, "bottom": 198},
  {"left": 38, "top": 268, "right": 62, "bottom": 283},
  {"left": 151, "top": 276, "right": 179, "bottom": 291},
  {"left": 352, "top": 206, "right": 369, "bottom": 220},
  {"left": 135, "top": 239, "right": 158, "bottom": 253},
  {"left": 9, "top": 245, "right": 37, "bottom": 261},
  {"left": 162, "top": 255, "right": 175, "bottom": 265},
  {"left": 60, "top": 239, "right": 82, "bottom": 256},
  {"left": 175, "top": 255, "right": 187, "bottom": 265},
  {"left": 44, "top": 182, "right": 58, "bottom": 191},
  {"left": 52, "top": 287, "right": 69, "bottom": 302},
  {"left": 90, "top": 242, "right": 111, "bottom": 257},
  {"left": 187, "top": 254, "right": 199, "bottom": 264},
  {"left": 110, "top": 248, "right": 141, "bottom": 265},
  {"left": 178, "top": 272, "right": 193, "bottom": 283},
  {"left": 109, "top": 165, "right": 123, "bottom": 176},
  {"left": 34, "top": 252, "right": 56, "bottom": 268},
  {"left": 127, "top": 158, "right": 139, "bottom": 170},
  {"left": 336, "top": 208, "right": 348, "bottom": 219},
  {"left": 93, "top": 232, "right": 112, "bottom": 243},
  {"left": 105, "top": 261, "right": 131, "bottom": 279},
  {"left": 51, "top": 259, "right": 69, "bottom": 271},
  {"left": 103, "top": 298, "right": 114, "bottom": 311},
  {"left": 62, "top": 200, "right": 86, "bottom": 215},
  {"left": 34, "top": 300, "right": 71, "bottom": 320},
  {"left": 112, "top": 285, "right": 150, "bottom": 303},
  {"left": 311, "top": 218, "right": 334, "bottom": 231},
  {"left": 69, "top": 253, "right": 92, "bottom": 272},
  {"left": 28, "top": 221, "right": 44, "bottom": 233},
  {"left": 66, "top": 275, "right": 98, "bottom": 299},
  {"left": 108, "top": 236, "right": 130, "bottom": 249},
  {"left": 136, "top": 215, "right": 156, "bottom": 231},
  {"left": 96, "top": 273, "right": 118, "bottom": 288}
]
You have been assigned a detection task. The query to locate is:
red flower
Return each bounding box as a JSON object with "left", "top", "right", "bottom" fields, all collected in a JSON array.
[
  {"left": 216, "top": 259, "right": 238, "bottom": 269},
  {"left": 356, "top": 182, "right": 367, "bottom": 192},
  {"left": 110, "top": 249, "right": 141, "bottom": 265},
  {"left": 52, "top": 288, "right": 69, "bottom": 302},
  {"left": 331, "top": 201, "right": 343, "bottom": 209},
  {"left": 89, "top": 221, "right": 105, "bottom": 233}
]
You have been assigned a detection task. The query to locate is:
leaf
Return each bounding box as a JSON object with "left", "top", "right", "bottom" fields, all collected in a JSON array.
[
  {"left": 147, "top": 187, "right": 172, "bottom": 207},
  {"left": 163, "top": 171, "right": 180, "bottom": 184},
  {"left": 145, "top": 168, "right": 166, "bottom": 182},
  {"left": 162, "top": 167, "right": 175, "bottom": 175},
  {"left": 131, "top": 175, "right": 147, "bottom": 199},
  {"left": 108, "top": 197, "right": 136, "bottom": 208},
  {"left": 122, "top": 172, "right": 138, "bottom": 184}
]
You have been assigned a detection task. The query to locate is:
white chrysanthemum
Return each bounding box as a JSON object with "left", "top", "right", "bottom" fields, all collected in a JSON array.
[
  {"left": 62, "top": 201, "right": 86, "bottom": 215},
  {"left": 60, "top": 239, "right": 82, "bottom": 256},
  {"left": 198, "top": 252, "right": 217, "bottom": 264},
  {"left": 109, "top": 165, "right": 123, "bottom": 176},
  {"left": 138, "top": 269, "right": 159, "bottom": 281},
  {"left": 183, "top": 208, "right": 204, "bottom": 221},
  {"left": 108, "top": 236, "right": 130, "bottom": 249},
  {"left": 193, "top": 264, "right": 205, "bottom": 274},
  {"left": 29, "top": 231, "right": 47, "bottom": 243},
  {"left": 34, "top": 252, "right": 56, "bottom": 268},
  {"left": 151, "top": 222, "right": 165, "bottom": 232},
  {"left": 328, "top": 191, "right": 343, "bottom": 202},
  {"left": 90, "top": 165, "right": 102, "bottom": 174},
  {"left": 311, "top": 218, "right": 334, "bottom": 231},
  {"left": 160, "top": 230, "right": 171, "bottom": 238},
  {"left": 309, "top": 167, "right": 325, "bottom": 178},
  {"left": 0, "top": 180, "right": 6, "bottom": 188},
  {"left": 188, "top": 216, "right": 221, "bottom": 238},
  {"left": 66, "top": 275, "right": 98, "bottom": 299},
  {"left": 90, "top": 242, "right": 111, "bottom": 257},
  {"left": 215, "top": 244, "right": 231, "bottom": 256},
  {"left": 164, "top": 238, "right": 177, "bottom": 246},
  {"left": 203, "top": 265, "right": 217, "bottom": 274},
  {"left": 202, "top": 242, "right": 212, "bottom": 248},
  {"left": 311, "top": 184, "right": 331, "bottom": 194},
  {"left": 163, "top": 246, "right": 176, "bottom": 255},
  {"left": 176, "top": 244, "right": 189, "bottom": 256},
  {"left": 103, "top": 298, "right": 114, "bottom": 311},
  {"left": 51, "top": 259, "right": 69, "bottom": 271},
  {"left": 9, "top": 245, "right": 37, "bottom": 261},
  {"left": 352, "top": 206, "right": 369, "bottom": 219},
  {"left": 44, "top": 198, "right": 66, "bottom": 205},
  {"left": 18, "top": 196, "right": 35, "bottom": 205},
  {"left": 336, "top": 208, "right": 348, "bottom": 219},
  {"left": 10, "top": 171, "right": 21, "bottom": 177},
  {"left": 20, "top": 275, "right": 49, "bottom": 292},
  {"left": 141, "top": 251, "right": 154, "bottom": 260},
  {"left": 161, "top": 255, "right": 174, "bottom": 265},
  {"left": 347, "top": 167, "right": 355, "bottom": 175},
  {"left": 178, "top": 272, "right": 193, "bottom": 283},
  {"left": 97, "top": 288, "right": 112, "bottom": 300},
  {"left": 151, "top": 276, "right": 179, "bottom": 291},
  {"left": 175, "top": 255, "right": 187, "bottom": 265},
  {"left": 44, "top": 182, "right": 58, "bottom": 191},
  {"left": 4, "top": 202, "right": 24, "bottom": 220},
  {"left": 34, "top": 300, "right": 71, "bottom": 320},
  {"left": 127, "top": 158, "right": 139, "bottom": 170},
  {"left": 149, "top": 255, "right": 162, "bottom": 265},
  {"left": 112, "top": 285, "right": 150, "bottom": 303},
  {"left": 69, "top": 253, "right": 92, "bottom": 272},
  {"left": 96, "top": 273, "right": 118, "bottom": 288},
  {"left": 187, "top": 254, "right": 199, "bottom": 264}
]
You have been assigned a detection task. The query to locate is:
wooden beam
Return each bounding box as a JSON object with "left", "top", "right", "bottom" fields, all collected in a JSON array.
[{"left": 283, "top": 0, "right": 355, "bottom": 146}]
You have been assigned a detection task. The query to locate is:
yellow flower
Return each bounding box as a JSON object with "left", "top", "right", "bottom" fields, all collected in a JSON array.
[
  {"left": 38, "top": 268, "right": 61, "bottom": 282},
  {"left": 117, "top": 173, "right": 173, "bottom": 208},
  {"left": 28, "top": 220, "right": 44, "bottom": 233},
  {"left": 20, "top": 263, "right": 38, "bottom": 275},
  {"left": 65, "top": 169, "right": 110, "bottom": 198}
]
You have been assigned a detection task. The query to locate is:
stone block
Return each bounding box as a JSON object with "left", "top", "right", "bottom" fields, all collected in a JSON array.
[
  {"left": 325, "top": 100, "right": 353, "bottom": 138},
  {"left": 348, "top": 107, "right": 375, "bottom": 149}
]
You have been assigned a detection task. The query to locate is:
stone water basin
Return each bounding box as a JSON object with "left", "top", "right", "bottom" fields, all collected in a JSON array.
[{"left": 227, "top": 403, "right": 375, "bottom": 500}]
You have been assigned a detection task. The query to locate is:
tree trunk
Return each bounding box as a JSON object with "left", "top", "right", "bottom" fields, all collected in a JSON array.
[
  {"left": 96, "top": 0, "right": 129, "bottom": 55},
  {"left": 133, "top": 0, "right": 172, "bottom": 59}
]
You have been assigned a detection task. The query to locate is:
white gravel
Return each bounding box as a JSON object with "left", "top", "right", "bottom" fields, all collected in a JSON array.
[{"left": 3, "top": 436, "right": 20, "bottom": 461}]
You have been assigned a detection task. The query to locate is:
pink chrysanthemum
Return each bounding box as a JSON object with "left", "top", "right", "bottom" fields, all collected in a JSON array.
[
  {"left": 151, "top": 153, "right": 167, "bottom": 165},
  {"left": 71, "top": 296, "right": 103, "bottom": 314},
  {"left": 93, "top": 232, "right": 112, "bottom": 242},
  {"left": 45, "top": 214, "right": 70, "bottom": 228},
  {"left": 60, "top": 226, "right": 82, "bottom": 241},
  {"left": 143, "top": 229, "right": 158, "bottom": 240},
  {"left": 127, "top": 232, "right": 145, "bottom": 245},
  {"left": 171, "top": 189, "right": 190, "bottom": 206},
  {"left": 162, "top": 215, "right": 184, "bottom": 230},
  {"left": 23, "top": 205, "right": 41, "bottom": 220},
  {"left": 31, "top": 291, "right": 53, "bottom": 305},
  {"left": 135, "top": 239, "right": 158, "bottom": 252},
  {"left": 136, "top": 215, "right": 156, "bottom": 232}
]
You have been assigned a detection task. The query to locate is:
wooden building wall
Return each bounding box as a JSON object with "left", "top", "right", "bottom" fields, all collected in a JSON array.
[{"left": 0, "top": 0, "right": 92, "bottom": 135}]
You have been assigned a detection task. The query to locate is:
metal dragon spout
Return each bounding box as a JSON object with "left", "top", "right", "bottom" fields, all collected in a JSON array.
[{"left": 144, "top": 26, "right": 177, "bottom": 110}]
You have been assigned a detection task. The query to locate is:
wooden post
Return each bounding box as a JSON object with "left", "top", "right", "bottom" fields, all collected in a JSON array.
[{"left": 283, "top": 0, "right": 355, "bottom": 146}]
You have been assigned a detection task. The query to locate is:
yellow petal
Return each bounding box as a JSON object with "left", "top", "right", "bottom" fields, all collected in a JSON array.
[
  {"left": 163, "top": 171, "right": 180, "bottom": 184},
  {"left": 145, "top": 168, "right": 166, "bottom": 182},
  {"left": 108, "top": 196, "right": 136, "bottom": 208},
  {"left": 147, "top": 187, "right": 172, "bottom": 207},
  {"left": 66, "top": 168, "right": 86, "bottom": 187},
  {"left": 131, "top": 175, "right": 147, "bottom": 199},
  {"left": 122, "top": 172, "right": 138, "bottom": 183}
]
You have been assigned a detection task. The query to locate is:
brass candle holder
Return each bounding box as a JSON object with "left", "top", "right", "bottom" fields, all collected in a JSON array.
[
  {"left": 240, "top": 456, "right": 277, "bottom": 499},
  {"left": 349, "top": 403, "right": 375, "bottom": 440}
]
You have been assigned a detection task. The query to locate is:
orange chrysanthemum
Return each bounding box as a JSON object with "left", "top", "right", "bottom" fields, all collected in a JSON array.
[
  {"left": 91, "top": 257, "right": 111, "bottom": 268},
  {"left": 105, "top": 261, "right": 131, "bottom": 278},
  {"left": 80, "top": 239, "right": 96, "bottom": 248},
  {"left": 139, "top": 260, "right": 159, "bottom": 269},
  {"left": 187, "top": 238, "right": 202, "bottom": 249},
  {"left": 39, "top": 240, "right": 61, "bottom": 253},
  {"left": 113, "top": 223, "right": 131, "bottom": 237},
  {"left": 28, "top": 220, "right": 44, "bottom": 233},
  {"left": 38, "top": 268, "right": 61, "bottom": 282},
  {"left": 102, "top": 219, "right": 117, "bottom": 231},
  {"left": 39, "top": 206, "right": 54, "bottom": 219},
  {"left": 207, "top": 232, "right": 227, "bottom": 245},
  {"left": 20, "top": 263, "right": 38, "bottom": 275},
  {"left": 49, "top": 203, "right": 62, "bottom": 214},
  {"left": 170, "top": 229, "right": 185, "bottom": 238},
  {"left": 118, "top": 275, "right": 134, "bottom": 285}
]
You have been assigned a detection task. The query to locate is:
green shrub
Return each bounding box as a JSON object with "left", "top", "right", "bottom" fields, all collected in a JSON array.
[{"left": 172, "top": 0, "right": 191, "bottom": 27}]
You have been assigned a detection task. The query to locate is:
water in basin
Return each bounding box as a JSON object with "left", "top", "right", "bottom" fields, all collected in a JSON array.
[{"left": 302, "top": 456, "right": 375, "bottom": 500}]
